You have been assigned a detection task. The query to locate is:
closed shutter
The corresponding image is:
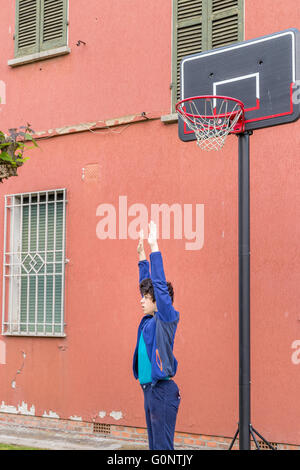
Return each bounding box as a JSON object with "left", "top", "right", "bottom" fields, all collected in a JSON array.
[
  {"left": 173, "top": 0, "right": 204, "bottom": 104},
  {"left": 40, "top": 0, "right": 68, "bottom": 51},
  {"left": 14, "top": 0, "right": 68, "bottom": 58},
  {"left": 172, "top": 0, "right": 244, "bottom": 109},
  {"left": 15, "top": 0, "right": 40, "bottom": 58},
  {"left": 20, "top": 193, "right": 65, "bottom": 335},
  {"left": 208, "top": 0, "right": 244, "bottom": 49}
]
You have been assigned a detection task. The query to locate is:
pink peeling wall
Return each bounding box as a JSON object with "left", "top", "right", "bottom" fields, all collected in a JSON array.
[{"left": 0, "top": 0, "right": 299, "bottom": 445}]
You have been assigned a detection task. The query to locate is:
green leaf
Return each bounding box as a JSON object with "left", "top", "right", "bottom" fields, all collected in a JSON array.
[
  {"left": 0, "top": 152, "right": 14, "bottom": 163},
  {"left": 0, "top": 125, "right": 39, "bottom": 171},
  {"left": 25, "top": 133, "right": 39, "bottom": 147},
  {"left": 23, "top": 145, "right": 36, "bottom": 150}
]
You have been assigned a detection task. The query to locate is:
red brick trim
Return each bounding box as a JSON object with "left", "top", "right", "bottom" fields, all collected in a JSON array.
[{"left": 0, "top": 413, "right": 298, "bottom": 450}]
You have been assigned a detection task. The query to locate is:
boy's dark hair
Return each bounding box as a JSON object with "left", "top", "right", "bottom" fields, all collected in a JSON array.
[{"left": 140, "top": 278, "right": 174, "bottom": 304}]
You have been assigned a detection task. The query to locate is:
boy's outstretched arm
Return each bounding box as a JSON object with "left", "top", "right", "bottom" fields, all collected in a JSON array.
[{"left": 148, "top": 221, "right": 178, "bottom": 322}]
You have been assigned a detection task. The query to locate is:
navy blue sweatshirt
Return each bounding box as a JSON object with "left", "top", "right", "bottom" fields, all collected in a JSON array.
[{"left": 133, "top": 251, "right": 179, "bottom": 386}]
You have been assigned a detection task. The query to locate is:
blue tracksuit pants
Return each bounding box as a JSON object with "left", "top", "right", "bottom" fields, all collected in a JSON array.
[{"left": 141, "top": 379, "right": 181, "bottom": 450}]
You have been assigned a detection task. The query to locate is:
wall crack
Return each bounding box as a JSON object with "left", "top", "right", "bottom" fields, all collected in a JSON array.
[{"left": 11, "top": 351, "right": 26, "bottom": 389}]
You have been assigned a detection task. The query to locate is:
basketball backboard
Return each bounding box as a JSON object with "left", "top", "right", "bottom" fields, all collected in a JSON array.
[{"left": 178, "top": 28, "right": 300, "bottom": 142}]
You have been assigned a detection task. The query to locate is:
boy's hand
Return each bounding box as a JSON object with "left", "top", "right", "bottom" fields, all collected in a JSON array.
[
  {"left": 148, "top": 221, "right": 159, "bottom": 252},
  {"left": 137, "top": 229, "right": 146, "bottom": 260}
]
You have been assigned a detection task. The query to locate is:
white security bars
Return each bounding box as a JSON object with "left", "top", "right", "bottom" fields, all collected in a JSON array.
[{"left": 2, "top": 189, "right": 67, "bottom": 336}]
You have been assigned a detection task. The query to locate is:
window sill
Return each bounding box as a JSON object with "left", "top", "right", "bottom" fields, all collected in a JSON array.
[
  {"left": 3, "top": 332, "right": 66, "bottom": 337},
  {"left": 8, "top": 45, "right": 71, "bottom": 67},
  {"left": 161, "top": 113, "right": 178, "bottom": 124}
]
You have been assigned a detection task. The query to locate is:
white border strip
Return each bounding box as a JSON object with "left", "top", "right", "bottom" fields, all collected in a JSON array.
[{"left": 213, "top": 73, "right": 260, "bottom": 99}]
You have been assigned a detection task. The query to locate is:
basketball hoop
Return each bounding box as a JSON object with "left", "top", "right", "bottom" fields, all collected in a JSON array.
[{"left": 176, "top": 95, "right": 245, "bottom": 151}]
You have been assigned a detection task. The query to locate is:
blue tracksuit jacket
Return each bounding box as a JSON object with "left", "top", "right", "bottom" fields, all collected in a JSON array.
[{"left": 133, "top": 251, "right": 179, "bottom": 386}]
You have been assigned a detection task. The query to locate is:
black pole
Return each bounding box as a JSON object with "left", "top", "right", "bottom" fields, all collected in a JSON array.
[
  {"left": 238, "top": 131, "right": 252, "bottom": 450},
  {"left": 229, "top": 131, "right": 275, "bottom": 451}
]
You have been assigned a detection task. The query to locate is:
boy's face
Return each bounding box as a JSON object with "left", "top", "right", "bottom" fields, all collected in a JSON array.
[{"left": 141, "top": 294, "right": 157, "bottom": 316}]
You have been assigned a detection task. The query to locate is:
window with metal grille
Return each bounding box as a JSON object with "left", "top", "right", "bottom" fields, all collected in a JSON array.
[
  {"left": 14, "top": 0, "right": 68, "bottom": 59},
  {"left": 2, "top": 189, "right": 67, "bottom": 337},
  {"left": 172, "top": 0, "right": 244, "bottom": 109}
]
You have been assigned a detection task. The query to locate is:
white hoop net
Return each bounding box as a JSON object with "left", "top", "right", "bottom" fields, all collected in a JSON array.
[{"left": 176, "top": 96, "right": 244, "bottom": 151}]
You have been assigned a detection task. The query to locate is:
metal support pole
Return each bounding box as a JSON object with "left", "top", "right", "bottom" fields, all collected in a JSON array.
[
  {"left": 238, "top": 131, "right": 252, "bottom": 450},
  {"left": 229, "top": 131, "right": 276, "bottom": 451}
]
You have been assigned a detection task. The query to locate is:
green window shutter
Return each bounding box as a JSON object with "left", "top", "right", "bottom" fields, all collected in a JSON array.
[
  {"left": 14, "top": 0, "right": 68, "bottom": 59},
  {"left": 172, "top": 0, "right": 204, "bottom": 105},
  {"left": 208, "top": 0, "right": 244, "bottom": 50},
  {"left": 172, "top": 1, "right": 244, "bottom": 110},
  {"left": 15, "top": 0, "right": 40, "bottom": 58},
  {"left": 40, "top": 0, "right": 68, "bottom": 52}
]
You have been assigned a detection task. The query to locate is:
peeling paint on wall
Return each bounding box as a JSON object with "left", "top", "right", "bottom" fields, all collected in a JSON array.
[
  {"left": 18, "top": 402, "right": 35, "bottom": 415},
  {"left": 0, "top": 401, "right": 35, "bottom": 415},
  {"left": 0, "top": 402, "right": 17, "bottom": 414},
  {"left": 109, "top": 411, "right": 123, "bottom": 421},
  {"left": 43, "top": 410, "right": 60, "bottom": 419},
  {"left": 98, "top": 411, "right": 106, "bottom": 419},
  {"left": 55, "top": 121, "right": 98, "bottom": 135},
  {"left": 69, "top": 415, "right": 82, "bottom": 421},
  {"left": 33, "top": 112, "right": 160, "bottom": 141}
]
